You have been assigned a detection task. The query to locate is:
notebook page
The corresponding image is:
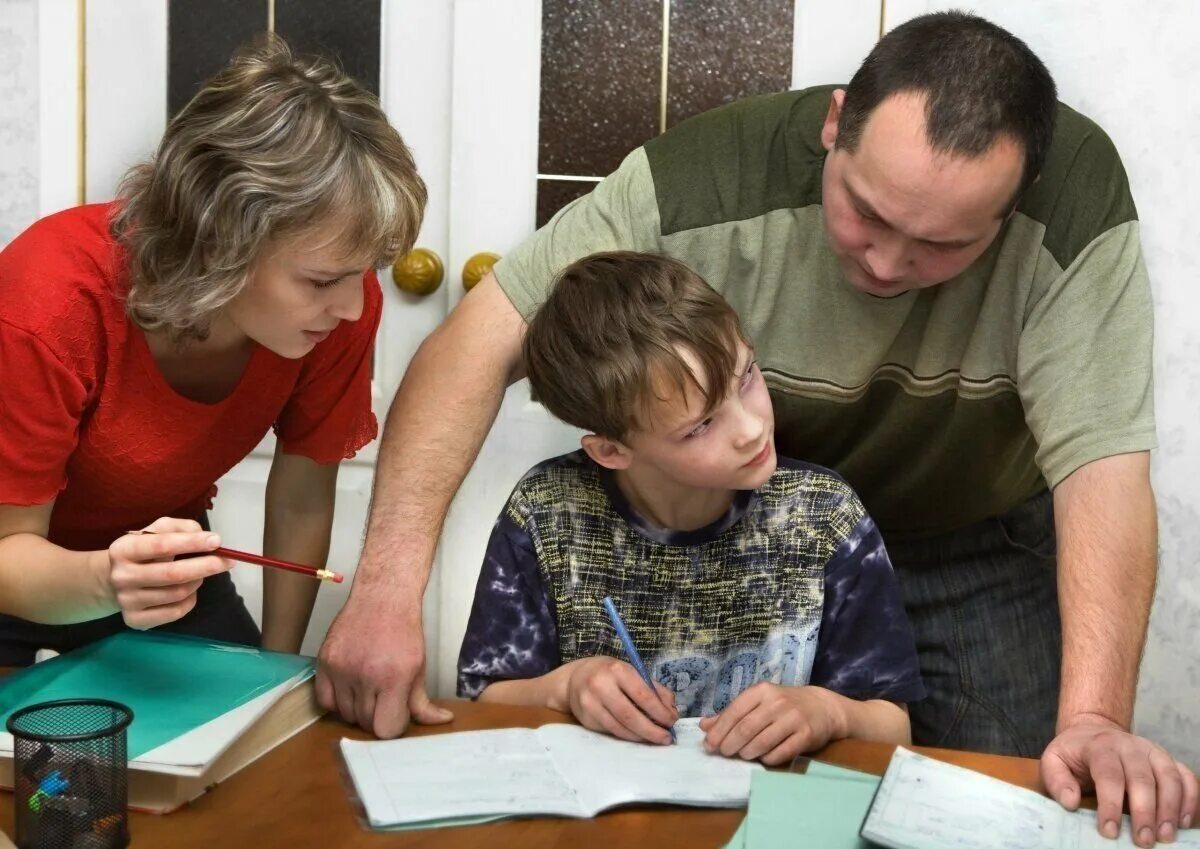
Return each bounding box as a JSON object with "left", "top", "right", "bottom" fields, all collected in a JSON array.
[
  {"left": 862, "top": 747, "right": 1070, "bottom": 849},
  {"left": 538, "top": 718, "right": 761, "bottom": 815},
  {"left": 340, "top": 728, "right": 586, "bottom": 827},
  {"left": 862, "top": 748, "right": 1200, "bottom": 849},
  {"left": 1072, "top": 810, "right": 1200, "bottom": 849}
]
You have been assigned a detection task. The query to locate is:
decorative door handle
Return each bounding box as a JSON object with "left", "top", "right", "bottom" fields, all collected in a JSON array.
[
  {"left": 462, "top": 252, "right": 501, "bottom": 291},
  {"left": 391, "top": 247, "right": 444, "bottom": 296}
]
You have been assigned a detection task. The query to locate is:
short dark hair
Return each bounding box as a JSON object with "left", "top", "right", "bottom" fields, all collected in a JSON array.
[
  {"left": 836, "top": 11, "right": 1057, "bottom": 194},
  {"left": 523, "top": 252, "right": 749, "bottom": 439}
]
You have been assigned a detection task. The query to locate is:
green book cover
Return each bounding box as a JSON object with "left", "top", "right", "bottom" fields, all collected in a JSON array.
[{"left": 0, "top": 632, "right": 313, "bottom": 760}]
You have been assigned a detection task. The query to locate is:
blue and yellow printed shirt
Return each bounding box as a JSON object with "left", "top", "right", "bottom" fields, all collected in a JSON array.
[{"left": 457, "top": 451, "right": 924, "bottom": 715}]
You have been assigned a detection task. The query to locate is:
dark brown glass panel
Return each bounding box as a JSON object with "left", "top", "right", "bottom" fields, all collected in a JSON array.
[
  {"left": 275, "top": 0, "right": 381, "bottom": 96},
  {"left": 539, "top": 0, "right": 661, "bottom": 178},
  {"left": 168, "top": 0, "right": 266, "bottom": 117},
  {"left": 666, "top": 0, "right": 793, "bottom": 128},
  {"left": 536, "top": 179, "right": 598, "bottom": 229}
]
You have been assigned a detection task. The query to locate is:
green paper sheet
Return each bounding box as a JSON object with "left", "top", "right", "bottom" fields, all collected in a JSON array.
[
  {"left": 0, "top": 631, "right": 313, "bottom": 759},
  {"left": 744, "top": 763, "right": 879, "bottom": 848}
]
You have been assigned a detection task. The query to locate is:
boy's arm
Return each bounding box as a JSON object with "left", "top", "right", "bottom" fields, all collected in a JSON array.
[
  {"left": 455, "top": 508, "right": 561, "bottom": 699},
  {"left": 482, "top": 657, "right": 678, "bottom": 745},
  {"left": 478, "top": 664, "right": 573, "bottom": 710},
  {"left": 817, "top": 689, "right": 911, "bottom": 744},
  {"left": 699, "top": 683, "right": 909, "bottom": 764},
  {"left": 809, "top": 507, "right": 925, "bottom": 705}
]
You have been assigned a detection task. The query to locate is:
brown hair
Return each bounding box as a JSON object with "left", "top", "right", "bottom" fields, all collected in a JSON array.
[
  {"left": 111, "top": 35, "right": 427, "bottom": 341},
  {"left": 523, "top": 251, "right": 749, "bottom": 438}
]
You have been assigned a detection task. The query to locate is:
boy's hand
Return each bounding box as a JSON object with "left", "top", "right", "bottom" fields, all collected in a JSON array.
[
  {"left": 700, "top": 683, "right": 845, "bottom": 765},
  {"left": 562, "top": 657, "right": 678, "bottom": 745}
]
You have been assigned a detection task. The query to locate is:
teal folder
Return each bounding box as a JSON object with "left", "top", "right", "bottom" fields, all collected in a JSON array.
[{"left": 0, "top": 632, "right": 313, "bottom": 760}]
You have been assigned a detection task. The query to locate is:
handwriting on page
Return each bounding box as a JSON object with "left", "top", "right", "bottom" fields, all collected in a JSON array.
[
  {"left": 539, "top": 718, "right": 761, "bottom": 813},
  {"left": 863, "top": 748, "right": 1200, "bottom": 849},
  {"left": 341, "top": 729, "right": 585, "bottom": 825},
  {"left": 865, "top": 747, "right": 1069, "bottom": 848}
]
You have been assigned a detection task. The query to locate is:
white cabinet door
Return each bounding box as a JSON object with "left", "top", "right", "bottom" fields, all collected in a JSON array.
[
  {"left": 77, "top": 0, "right": 457, "bottom": 659},
  {"left": 209, "top": 0, "right": 458, "bottom": 659}
]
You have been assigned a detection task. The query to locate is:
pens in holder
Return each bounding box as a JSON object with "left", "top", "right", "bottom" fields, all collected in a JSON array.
[
  {"left": 601, "top": 596, "right": 676, "bottom": 744},
  {"left": 127, "top": 530, "right": 344, "bottom": 583}
]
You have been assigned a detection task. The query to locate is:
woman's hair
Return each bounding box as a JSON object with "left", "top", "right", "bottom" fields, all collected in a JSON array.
[{"left": 112, "top": 35, "right": 426, "bottom": 341}]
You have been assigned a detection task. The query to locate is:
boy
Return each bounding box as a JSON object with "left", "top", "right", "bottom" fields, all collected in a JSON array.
[{"left": 457, "top": 252, "right": 923, "bottom": 765}]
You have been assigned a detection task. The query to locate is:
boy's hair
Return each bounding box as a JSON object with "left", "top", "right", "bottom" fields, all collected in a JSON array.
[
  {"left": 111, "top": 35, "right": 426, "bottom": 342},
  {"left": 523, "top": 251, "right": 749, "bottom": 439},
  {"left": 838, "top": 11, "right": 1056, "bottom": 198}
]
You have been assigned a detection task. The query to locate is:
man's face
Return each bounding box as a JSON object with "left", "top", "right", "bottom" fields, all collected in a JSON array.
[{"left": 820, "top": 90, "right": 1025, "bottom": 298}]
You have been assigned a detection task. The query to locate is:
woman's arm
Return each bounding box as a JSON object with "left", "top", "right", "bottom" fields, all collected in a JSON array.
[
  {"left": 0, "top": 503, "right": 230, "bottom": 626},
  {"left": 260, "top": 445, "right": 339, "bottom": 653},
  {"left": 0, "top": 501, "right": 113, "bottom": 623}
]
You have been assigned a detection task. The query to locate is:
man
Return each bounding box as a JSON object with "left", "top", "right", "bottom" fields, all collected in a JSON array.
[{"left": 319, "top": 12, "right": 1197, "bottom": 847}]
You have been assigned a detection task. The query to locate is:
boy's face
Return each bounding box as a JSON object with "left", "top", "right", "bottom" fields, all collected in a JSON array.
[{"left": 620, "top": 341, "right": 777, "bottom": 491}]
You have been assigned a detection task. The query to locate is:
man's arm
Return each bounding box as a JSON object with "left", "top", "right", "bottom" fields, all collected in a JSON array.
[
  {"left": 260, "top": 448, "right": 339, "bottom": 653},
  {"left": 1042, "top": 451, "right": 1198, "bottom": 847},
  {"left": 316, "top": 271, "right": 526, "bottom": 738},
  {"left": 1055, "top": 451, "right": 1154, "bottom": 734}
]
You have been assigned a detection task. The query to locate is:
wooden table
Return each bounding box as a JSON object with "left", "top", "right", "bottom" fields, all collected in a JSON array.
[{"left": 2, "top": 699, "right": 1042, "bottom": 848}]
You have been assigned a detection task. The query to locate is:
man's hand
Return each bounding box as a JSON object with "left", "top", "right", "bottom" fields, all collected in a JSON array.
[
  {"left": 699, "top": 684, "right": 845, "bottom": 765},
  {"left": 1042, "top": 716, "right": 1199, "bottom": 847},
  {"left": 561, "top": 657, "right": 677, "bottom": 745},
  {"left": 316, "top": 588, "right": 452, "bottom": 738}
]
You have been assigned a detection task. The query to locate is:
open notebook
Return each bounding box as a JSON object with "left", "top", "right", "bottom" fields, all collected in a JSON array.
[
  {"left": 0, "top": 632, "right": 323, "bottom": 812},
  {"left": 862, "top": 747, "right": 1200, "bottom": 849},
  {"left": 340, "top": 717, "right": 762, "bottom": 830}
]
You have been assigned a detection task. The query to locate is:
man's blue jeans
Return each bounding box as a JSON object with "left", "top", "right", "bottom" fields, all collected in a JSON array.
[{"left": 887, "top": 489, "right": 1061, "bottom": 757}]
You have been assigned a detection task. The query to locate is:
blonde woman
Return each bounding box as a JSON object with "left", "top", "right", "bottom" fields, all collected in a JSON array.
[{"left": 0, "top": 37, "right": 424, "bottom": 663}]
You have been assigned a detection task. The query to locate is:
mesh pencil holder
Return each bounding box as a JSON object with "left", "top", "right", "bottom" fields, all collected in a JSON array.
[{"left": 6, "top": 699, "right": 133, "bottom": 849}]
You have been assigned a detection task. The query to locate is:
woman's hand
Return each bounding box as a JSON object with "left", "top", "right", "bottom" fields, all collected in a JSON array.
[{"left": 106, "top": 517, "right": 233, "bottom": 629}]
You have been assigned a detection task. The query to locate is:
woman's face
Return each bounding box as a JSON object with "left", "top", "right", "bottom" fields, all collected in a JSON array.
[{"left": 224, "top": 227, "right": 371, "bottom": 359}]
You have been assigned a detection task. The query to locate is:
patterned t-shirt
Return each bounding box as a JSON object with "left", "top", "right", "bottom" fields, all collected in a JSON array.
[{"left": 457, "top": 452, "right": 925, "bottom": 716}]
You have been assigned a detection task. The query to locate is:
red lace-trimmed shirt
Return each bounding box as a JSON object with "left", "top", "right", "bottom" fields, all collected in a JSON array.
[{"left": 0, "top": 203, "right": 381, "bottom": 552}]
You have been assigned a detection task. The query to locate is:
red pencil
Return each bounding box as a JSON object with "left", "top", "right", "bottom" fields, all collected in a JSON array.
[
  {"left": 214, "top": 546, "right": 344, "bottom": 584},
  {"left": 127, "top": 531, "right": 344, "bottom": 583}
]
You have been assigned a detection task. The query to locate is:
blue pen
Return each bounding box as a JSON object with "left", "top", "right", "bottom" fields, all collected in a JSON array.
[{"left": 601, "top": 595, "right": 677, "bottom": 744}]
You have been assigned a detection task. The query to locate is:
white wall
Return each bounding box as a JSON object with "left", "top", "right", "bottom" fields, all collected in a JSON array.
[
  {"left": 0, "top": 0, "right": 40, "bottom": 245},
  {"left": 886, "top": 0, "right": 1200, "bottom": 768}
]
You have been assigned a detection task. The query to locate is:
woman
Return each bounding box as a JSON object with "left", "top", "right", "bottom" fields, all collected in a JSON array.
[{"left": 0, "top": 37, "right": 425, "bottom": 663}]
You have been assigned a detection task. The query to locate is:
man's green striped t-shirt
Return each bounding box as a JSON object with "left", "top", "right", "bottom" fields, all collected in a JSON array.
[{"left": 494, "top": 86, "right": 1155, "bottom": 537}]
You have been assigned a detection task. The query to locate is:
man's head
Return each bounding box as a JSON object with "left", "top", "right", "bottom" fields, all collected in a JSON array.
[
  {"left": 820, "top": 11, "right": 1057, "bottom": 297},
  {"left": 524, "top": 252, "right": 776, "bottom": 492}
]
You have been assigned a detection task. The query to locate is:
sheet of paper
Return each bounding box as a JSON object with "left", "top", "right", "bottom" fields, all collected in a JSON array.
[
  {"left": 862, "top": 747, "right": 1200, "bottom": 849},
  {"left": 538, "top": 718, "right": 761, "bottom": 815},
  {"left": 340, "top": 729, "right": 586, "bottom": 827},
  {"left": 746, "top": 766, "right": 878, "bottom": 849}
]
